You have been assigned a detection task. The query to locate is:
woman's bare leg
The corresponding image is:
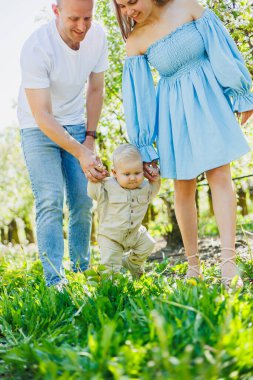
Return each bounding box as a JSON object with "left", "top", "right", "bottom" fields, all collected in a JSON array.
[
  {"left": 206, "top": 164, "right": 241, "bottom": 283},
  {"left": 174, "top": 179, "right": 200, "bottom": 276}
]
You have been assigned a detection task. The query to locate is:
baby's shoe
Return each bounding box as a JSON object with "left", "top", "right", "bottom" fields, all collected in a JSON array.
[{"left": 122, "top": 255, "right": 144, "bottom": 279}]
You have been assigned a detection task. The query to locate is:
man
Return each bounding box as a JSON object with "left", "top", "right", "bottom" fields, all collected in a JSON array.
[{"left": 17, "top": 0, "right": 108, "bottom": 289}]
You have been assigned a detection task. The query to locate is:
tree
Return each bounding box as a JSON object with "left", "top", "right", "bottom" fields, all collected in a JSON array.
[{"left": 0, "top": 128, "right": 34, "bottom": 243}]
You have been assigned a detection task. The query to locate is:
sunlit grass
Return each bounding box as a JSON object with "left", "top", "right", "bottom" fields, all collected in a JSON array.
[{"left": 0, "top": 245, "right": 252, "bottom": 379}]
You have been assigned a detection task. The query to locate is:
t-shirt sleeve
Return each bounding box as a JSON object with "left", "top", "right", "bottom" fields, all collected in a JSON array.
[
  {"left": 92, "top": 28, "right": 109, "bottom": 73},
  {"left": 20, "top": 38, "right": 51, "bottom": 89}
]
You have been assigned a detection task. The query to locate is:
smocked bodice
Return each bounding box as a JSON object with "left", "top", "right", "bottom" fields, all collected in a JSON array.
[{"left": 146, "top": 22, "right": 207, "bottom": 79}]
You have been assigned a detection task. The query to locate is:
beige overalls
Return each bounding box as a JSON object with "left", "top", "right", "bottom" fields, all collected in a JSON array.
[{"left": 88, "top": 177, "right": 160, "bottom": 276}]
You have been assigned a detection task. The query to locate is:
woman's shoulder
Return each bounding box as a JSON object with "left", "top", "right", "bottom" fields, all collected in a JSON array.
[
  {"left": 126, "top": 28, "right": 145, "bottom": 56},
  {"left": 126, "top": 21, "right": 153, "bottom": 56}
]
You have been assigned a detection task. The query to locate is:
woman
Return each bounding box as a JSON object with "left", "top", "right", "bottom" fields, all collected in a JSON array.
[{"left": 113, "top": 0, "right": 253, "bottom": 287}]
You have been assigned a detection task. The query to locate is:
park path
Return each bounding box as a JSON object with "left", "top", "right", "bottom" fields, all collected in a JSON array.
[{"left": 150, "top": 234, "right": 253, "bottom": 268}]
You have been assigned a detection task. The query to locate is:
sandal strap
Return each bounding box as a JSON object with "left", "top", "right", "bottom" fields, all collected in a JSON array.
[
  {"left": 222, "top": 276, "right": 236, "bottom": 281},
  {"left": 187, "top": 264, "right": 200, "bottom": 276},
  {"left": 222, "top": 275, "right": 243, "bottom": 289},
  {"left": 187, "top": 253, "right": 199, "bottom": 260},
  {"left": 221, "top": 247, "right": 235, "bottom": 253},
  {"left": 220, "top": 248, "right": 243, "bottom": 289},
  {"left": 220, "top": 247, "right": 236, "bottom": 268},
  {"left": 186, "top": 253, "right": 201, "bottom": 278},
  {"left": 220, "top": 255, "right": 236, "bottom": 267}
]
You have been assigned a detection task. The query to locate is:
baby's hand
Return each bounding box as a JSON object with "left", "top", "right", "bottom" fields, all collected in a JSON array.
[
  {"left": 143, "top": 162, "right": 160, "bottom": 182},
  {"left": 149, "top": 170, "right": 160, "bottom": 182},
  {"left": 85, "top": 161, "right": 109, "bottom": 182}
]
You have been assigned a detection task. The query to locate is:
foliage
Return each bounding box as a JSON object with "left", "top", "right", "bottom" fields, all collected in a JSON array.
[
  {"left": 0, "top": 0, "right": 252, "bottom": 241},
  {"left": 94, "top": 0, "right": 127, "bottom": 168},
  {"left": 0, "top": 246, "right": 252, "bottom": 379},
  {"left": 0, "top": 128, "right": 33, "bottom": 233},
  {"left": 0, "top": 4, "right": 253, "bottom": 378}
]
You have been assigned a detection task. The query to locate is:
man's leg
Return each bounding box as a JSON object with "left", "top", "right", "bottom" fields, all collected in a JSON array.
[
  {"left": 21, "top": 128, "right": 65, "bottom": 286},
  {"left": 61, "top": 125, "right": 92, "bottom": 272}
]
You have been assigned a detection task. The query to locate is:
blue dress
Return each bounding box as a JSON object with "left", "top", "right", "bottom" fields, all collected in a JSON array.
[{"left": 122, "top": 9, "right": 253, "bottom": 180}]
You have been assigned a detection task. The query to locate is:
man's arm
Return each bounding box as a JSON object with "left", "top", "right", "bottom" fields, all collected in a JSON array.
[
  {"left": 84, "top": 71, "right": 105, "bottom": 152},
  {"left": 25, "top": 87, "right": 106, "bottom": 179}
]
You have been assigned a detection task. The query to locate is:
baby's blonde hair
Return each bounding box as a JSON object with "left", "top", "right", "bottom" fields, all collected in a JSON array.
[{"left": 113, "top": 144, "right": 142, "bottom": 168}]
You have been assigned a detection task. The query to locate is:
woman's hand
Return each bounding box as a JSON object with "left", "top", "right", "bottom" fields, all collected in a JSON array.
[
  {"left": 237, "top": 110, "right": 253, "bottom": 125},
  {"left": 143, "top": 161, "right": 160, "bottom": 182}
]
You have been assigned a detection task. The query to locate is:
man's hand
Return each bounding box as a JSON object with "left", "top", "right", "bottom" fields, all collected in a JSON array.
[
  {"left": 237, "top": 110, "right": 253, "bottom": 125},
  {"left": 82, "top": 136, "right": 109, "bottom": 182},
  {"left": 78, "top": 146, "right": 108, "bottom": 182},
  {"left": 85, "top": 165, "right": 108, "bottom": 183},
  {"left": 143, "top": 161, "right": 160, "bottom": 182},
  {"left": 84, "top": 71, "right": 106, "bottom": 181}
]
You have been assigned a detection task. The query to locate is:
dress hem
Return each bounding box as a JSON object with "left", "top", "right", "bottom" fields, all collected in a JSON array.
[{"left": 160, "top": 147, "right": 250, "bottom": 180}]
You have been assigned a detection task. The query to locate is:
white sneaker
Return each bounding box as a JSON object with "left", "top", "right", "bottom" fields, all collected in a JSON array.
[{"left": 53, "top": 278, "right": 68, "bottom": 293}]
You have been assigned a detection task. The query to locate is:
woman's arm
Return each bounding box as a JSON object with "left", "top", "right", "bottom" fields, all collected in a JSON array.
[{"left": 194, "top": 8, "right": 253, "bottom": 122}]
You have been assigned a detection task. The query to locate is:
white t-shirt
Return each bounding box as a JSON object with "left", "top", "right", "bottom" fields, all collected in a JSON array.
[{"left": 17, "top": 20, "right": 108, "bottom": 129}]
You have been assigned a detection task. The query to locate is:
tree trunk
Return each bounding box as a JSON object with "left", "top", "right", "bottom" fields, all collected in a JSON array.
[
  {"left": 160, "top": 195, "right": 183, "bottom": 247},
  {"left": 237, "top": 187, "right": 248, "bottom": 216},
  {"left": 248, "top": 183, "right": 253, "bottom": 202},
  {"left": 0, "top": 228, "right": 5, "bottom": 243},
  {"left": 7, "top": 219, "right": 20, "bottom": 244},
  {"left": 208, "top": 187, "right": 214, "bottom": 216},
  {"left": 24, "top": 224, "right": 35, "bottom": 243},
  {"left": 195, "top": 188, "right": 200, "bottom": 217},
  {"left": 150, "top": 203, "right": 157, "bottom": 222},
  {"left": 143, "top": 204, "right": 157, "bottom": 228}
]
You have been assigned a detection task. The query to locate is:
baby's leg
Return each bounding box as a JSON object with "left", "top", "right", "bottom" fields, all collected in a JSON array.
[
  {"left": 122, "top": 227, "right": 155, "bottom": 278},
  {"left": 98, "top": 235, "right": 124, "bottom": 273}
]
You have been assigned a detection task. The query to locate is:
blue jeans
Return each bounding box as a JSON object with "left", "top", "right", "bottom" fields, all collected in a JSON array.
[{"left": 21, "top": 124, "right": 92, "bottom": 286}]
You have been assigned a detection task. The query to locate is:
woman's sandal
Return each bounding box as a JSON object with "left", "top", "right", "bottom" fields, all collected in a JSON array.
[
  {"left": 220, "top": 247, "right": 243, "bottom": 289},
  {"left": 186, "top": 254, "right": 202, "bottom": 279}
]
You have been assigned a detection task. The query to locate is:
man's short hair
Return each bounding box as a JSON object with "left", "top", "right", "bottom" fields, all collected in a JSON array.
[
  {"left": 57, "top": 0, "right": 94, "bottom": 6},
  {"left": 113, "top": 144, "right": 142, "bottom": 168}
]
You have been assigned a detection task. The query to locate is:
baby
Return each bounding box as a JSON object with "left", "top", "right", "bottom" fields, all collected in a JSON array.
[{"left": 88, "top": 144, "right": 161, "bottom": 278}]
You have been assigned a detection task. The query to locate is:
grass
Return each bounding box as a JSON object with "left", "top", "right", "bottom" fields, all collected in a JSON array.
[{"left": 0, "top": 245, "right": 253, "bottom": 380}]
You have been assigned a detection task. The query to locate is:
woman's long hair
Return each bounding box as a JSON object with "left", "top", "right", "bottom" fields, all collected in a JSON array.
[{"left": 112, "top": 0, "right": 170, "bottom": 41}]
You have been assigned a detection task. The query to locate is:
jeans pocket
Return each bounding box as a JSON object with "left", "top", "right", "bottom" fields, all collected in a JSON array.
[{"left": 65, "top": 124, "right": 86, "bottom": 144}]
